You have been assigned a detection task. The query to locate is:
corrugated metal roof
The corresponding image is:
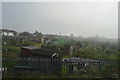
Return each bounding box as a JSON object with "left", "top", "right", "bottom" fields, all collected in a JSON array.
[
  {"left": 31, "top": 49, "right": 59, "bottom": 57},
  {"left": 21, "top": 46, "right": 42, "bottom": 50}
]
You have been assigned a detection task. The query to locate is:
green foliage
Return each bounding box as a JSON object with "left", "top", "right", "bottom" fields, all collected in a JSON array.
[
  {"left": 6, "top": 45, "right": 21, "bottom": 54},
  {"left": 8, "top": 38, "right": 18, "bottom": 46},
  {"left": 3, "top": 53, "right": 18, "bottom": 58},
  {"left": 62, "top": 55, "right": 71, "bottom": 58},
  {"left": 57, "top": 38, "right": 68, "bottom": 44},
  {"left": 61, "top": 64, "right": 68, "bottom": 75},
  {"left": 107, "top": 54, "right": 117, "bottom": 60},
  {"left": 70, "top": 49, "right": 117, "bottom": 60},
  {"left": 25, "top": 41, "right": 35, "bottom": 46},
  {"left": 99, "top": 63, "right": 118, "bottom": 78}
]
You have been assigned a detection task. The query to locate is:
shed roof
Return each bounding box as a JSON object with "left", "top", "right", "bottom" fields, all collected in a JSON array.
[
  {"left": 21, "top": 46, "right": 42, "bottom": 50},
  {"left": 31, "top": 49, "right": 59, "bottom": 57},
  {"left": 21, "top": 46, "right": 61, "bottom": 58}
]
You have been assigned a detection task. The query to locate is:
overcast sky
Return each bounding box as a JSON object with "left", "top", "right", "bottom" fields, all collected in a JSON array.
[{"left": 2, "top": 2, "right": 118, "bottom": 38}]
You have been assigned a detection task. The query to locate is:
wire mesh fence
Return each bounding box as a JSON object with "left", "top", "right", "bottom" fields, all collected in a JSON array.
[{"left": 1, "top": 58, "right": 119, "bottom": 78}]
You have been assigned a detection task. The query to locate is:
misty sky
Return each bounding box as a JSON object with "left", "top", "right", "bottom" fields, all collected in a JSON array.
[{"left": 2, "top": 2, "right": 118, "bottom": 38}]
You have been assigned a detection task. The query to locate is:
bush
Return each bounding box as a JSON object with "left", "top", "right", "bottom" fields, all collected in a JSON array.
[
  {"left": 70, "top": 49, "right": 117, "bottom": 60},
  {"left": 6, "top": 46, "right": 21, "bottom": 54}
]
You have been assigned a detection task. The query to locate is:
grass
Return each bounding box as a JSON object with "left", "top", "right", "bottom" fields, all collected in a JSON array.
[
  {"left": 3, "top": 52, "right": 18, "bottom": 58},
  {"left": 2, "top": 45, "right": 20, "bottom": 58},
  {"left": 5, "top": 45, "right": 21, "bottom": 54}
]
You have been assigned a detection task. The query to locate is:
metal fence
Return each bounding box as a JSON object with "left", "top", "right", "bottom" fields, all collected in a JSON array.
[{"left": 1, "top": 58, "right": 119, "bottom": 78}]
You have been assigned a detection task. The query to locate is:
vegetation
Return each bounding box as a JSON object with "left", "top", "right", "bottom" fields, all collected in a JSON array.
[
  {"left": 3, "top": 52, "right": 18, "bottom": 58},
  {"left": 2, "top": 37, "right": 118, "bottom": 60},
  {"left": 2, "top": 34, "right": 119, "bottom": 78},
  {"left": 70, "top": 50, "right": 117, "bottom": 60}
]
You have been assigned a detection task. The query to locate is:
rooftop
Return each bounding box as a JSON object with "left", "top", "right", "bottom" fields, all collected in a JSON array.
[
  {"left": 21, "top": 46, "right": 61, "bottom": 57},
  {"left": 21, "top": 46, "right": 42, "bottom": 50}
]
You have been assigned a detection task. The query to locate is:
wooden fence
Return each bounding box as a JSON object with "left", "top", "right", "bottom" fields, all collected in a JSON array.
[{"left": 1, "top": 58, "right": 119, "bottom": 78}]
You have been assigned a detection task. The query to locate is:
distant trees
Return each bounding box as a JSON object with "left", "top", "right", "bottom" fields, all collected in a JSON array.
[
  {"left": 19, "top": 32, "right": 32, "bottom": 36},
  {"left": 32, "top": 30, "right": 43, "bottom": 43},
  {"left": 33, "top": 30, "right": 42, "bottom": 37}
]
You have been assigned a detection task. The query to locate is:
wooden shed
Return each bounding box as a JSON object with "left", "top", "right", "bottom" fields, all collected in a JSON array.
[
  {"left": 17, "top": 46, "right": 62, "bottom": 76},
  {"left": 20, "top": 46, "right": 60, "bottom": 58}
]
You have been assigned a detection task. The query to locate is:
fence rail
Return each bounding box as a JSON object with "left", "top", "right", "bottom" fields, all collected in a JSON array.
[{"left": 1, "top": 58, "right": 119, "bottom": 78}]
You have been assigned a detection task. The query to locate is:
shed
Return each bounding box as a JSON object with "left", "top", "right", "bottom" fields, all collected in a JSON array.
[
  {"left": 20, "top": 46, "right": 60, "bottom": 58},
  {"left": 19, "top": 46, "right": 61, "bottom": 76}
]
